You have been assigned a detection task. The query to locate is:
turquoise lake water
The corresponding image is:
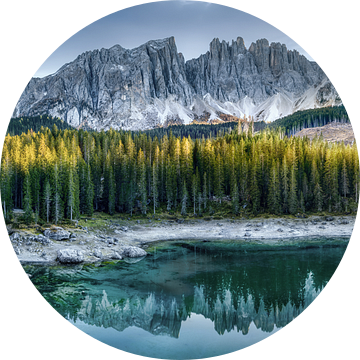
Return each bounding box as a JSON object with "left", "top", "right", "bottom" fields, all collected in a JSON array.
[{"left": 24, "top": 238, "right": 348, "bottom": 359}]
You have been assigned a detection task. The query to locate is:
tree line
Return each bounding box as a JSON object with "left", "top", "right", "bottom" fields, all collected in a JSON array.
[
  {"left": 1, "top": 122, "right": 359, "bottom": 224},
  {"left": 7, "top": 106, "right": 347, "bottom": 141},
  {"left": 268, "top": 105, "right": 349, "bottom": 136},
  {"left": 7, "top": 115, "right": 74, "bottom": 136}
]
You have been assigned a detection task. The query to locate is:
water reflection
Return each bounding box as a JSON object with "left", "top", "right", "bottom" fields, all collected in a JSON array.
[
  {"left": 25, "top": 240, "right": 347, "bottom": 358},
  {"left": 70, "top": 272, "right": 319, "bottom": 338}
]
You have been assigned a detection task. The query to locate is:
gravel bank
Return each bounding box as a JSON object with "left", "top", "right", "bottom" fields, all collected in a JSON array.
[{"left": 8, "top": 215, "right": 355, "bottom": 264}]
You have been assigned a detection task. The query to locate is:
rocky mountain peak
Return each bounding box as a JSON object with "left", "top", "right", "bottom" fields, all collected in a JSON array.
[{"left": 14, "top": 36, "right": 341, "bottom": 130}]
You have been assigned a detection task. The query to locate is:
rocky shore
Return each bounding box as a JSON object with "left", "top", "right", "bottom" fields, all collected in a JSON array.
[{"left": 7, "top": 215, "right": 355, "bottom": 265}]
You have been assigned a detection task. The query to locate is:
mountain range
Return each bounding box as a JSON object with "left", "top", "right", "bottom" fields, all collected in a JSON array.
[{"left": 13, "top": 36, "right": 341, "bottom": 130}]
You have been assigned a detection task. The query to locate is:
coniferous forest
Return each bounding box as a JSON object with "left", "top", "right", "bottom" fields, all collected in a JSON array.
[
  {"left": 1, "top": 118, "right": 359, "bottom": 225},
  {"left": 7, "top": 115, "right": 74, "bottom": 136}
]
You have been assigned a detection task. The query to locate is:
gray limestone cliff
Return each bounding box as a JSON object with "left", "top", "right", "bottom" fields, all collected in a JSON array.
[{"left": 13, "top": 36, "right": 341, "bottom": 130}]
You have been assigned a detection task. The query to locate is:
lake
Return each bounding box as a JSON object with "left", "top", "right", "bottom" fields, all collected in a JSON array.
[{"left": 24, "top": 237, "right": 348, "bottom": 359}]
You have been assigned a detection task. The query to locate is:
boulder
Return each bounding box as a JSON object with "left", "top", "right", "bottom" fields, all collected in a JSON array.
[
  {"left": 57, "top": 249, "right": 84, "bottom": 264},
  {"left": 10, "top": 232, "right": 21, "bottom": 241},
  {"left": 121, "top": 246, "right": 147, "bottom": 258},
  {"left": 111, "top": 252, "right": 123, "bottom": 260},
  {"left": 115, "top": 226, "right": 128, "bottom": 233},
  {"left": 93, "top": 249, "right": 103, "bottom": 258},
  {"left": 33, "top": 234, "right": 52, "bottom": 245},
  {"left": 44, "top": 227, "right": 71, "bottom": 241}
]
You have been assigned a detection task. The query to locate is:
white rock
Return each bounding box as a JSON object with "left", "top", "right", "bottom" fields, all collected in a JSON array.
[
  {"left": 57, "top": 249, "right": 84, "bottom": 264},
  {"left": 121, "top": 246, "right": 147, "bottom": 258},
  {"left": 44, "top": 227, "right": 71, "bottom": 241}
]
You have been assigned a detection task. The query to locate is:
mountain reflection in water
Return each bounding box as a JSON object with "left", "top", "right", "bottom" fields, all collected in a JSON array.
[{"left": 25, "top": 239, "right": 347, "bottom": 359}]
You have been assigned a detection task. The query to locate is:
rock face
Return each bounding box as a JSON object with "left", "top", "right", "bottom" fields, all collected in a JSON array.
[
  {"left": 14, "top": 36, "right": 341, "bottom": 130},
  {"left": 57, "top": 249, "right": 84, "bottom": 264}
]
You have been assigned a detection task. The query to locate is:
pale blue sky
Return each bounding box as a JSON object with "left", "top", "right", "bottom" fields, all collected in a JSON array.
[{"left": 35, "top": 1, "right": 312, "bottom": 78}]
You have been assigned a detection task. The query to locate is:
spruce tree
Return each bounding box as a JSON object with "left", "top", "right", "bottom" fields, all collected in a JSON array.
[
  {"left": 108, "top": 165, "right": 116, "bottom": 215},
  {"left": 202, "top": 172, "right": 208, "bottom": 211},
  {"left": 250, "top": 154, "right": 261, "bottom": 213},
  {"left": 0, "top": 146, "right": 13, "bottom": 222},
  {"left": 324, "top": 149, "right": 339, "bottom": 212},
  {"left": 138, "top": 149, "right": 147, "bottom": 215},
  {"left": 67, "top": 162, "right": 76, "bottom": 221},
  {"left": 288, "top": 166, "right": 298, "bottom": 214},
  {"left": 214, "top": 153, "right": 224, "bottom": 203},
  {"left": 313, "top": 183, "right": 323, "bottom": 212},
  {"left": 231, "top": 180, "right": 240, "bottom": 215},
  {"left": 267, "top": 160, "right": 281, "bottom": 214},
  {"left": 22, "top": 171, "right": 33, "bottom": 224},
  {"left": 43, "top": 178, "right": 51, "bottom": 223},
  {"left": 53, "top": 163, "right": 63, "bottom": 224},
  {"left": 281, "top": 157, "right": 290, "bottom": 213},
  {"left": 341, "top": 157, "right": 349, "bottom": 198},
  {"left": 152, "top": 161, "right": 159, "bottom": 214},
  {"left": 181, "top": 180, "right": 188, "bottom": 216},
  {"left": 85, "top": 163, "right": 94, "bottom": 216},
  {"left": 192, "top": 169, "right": 200, "bottom": 215}
]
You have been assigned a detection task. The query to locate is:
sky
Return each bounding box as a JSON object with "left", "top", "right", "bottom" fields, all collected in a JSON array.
[{"left": 34, "top": 1, "right": 312, "bottom": 78}]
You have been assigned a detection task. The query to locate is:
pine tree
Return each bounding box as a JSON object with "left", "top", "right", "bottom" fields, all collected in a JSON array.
[
  {"left": 341, "top": 157, "right": 349, "bottom": 198},
  {"left": 0, "top": 145, "right": 13, "bottom": 222},
  {"left": 90, "top": 151, "right": 102, "bottom": 211},
  {"left": 152, "top": 161, "right": 159, "bottom": 214},
  {"left": 313, "top": 183, "right": 323, "bottom": 212},
  {"left": 324, "top": 149, "right": 339, "bottom": 212},
  {"left": 352, "top": 144, "right": 360, "bottom": 203},
  {"left": 138, "top": 149, "right": 147, "bottom": 215},
  {"left": 202, "top": 171, "right": 208, "bottom": 211},
  {"left": 85, "top": 163, "right": 94, "bottom": 216},
  {"left": 108, "top": 165, "right": 116, "bottom": 215},
  {"left": 53, "top": 163, "right": 63, "bottom": 224},
  {"left": 214, "top": 152, "right": 224, "bottom": 203},
  {"left": 192, "top": 168, "right": 200, "bottom": 215},
  {"left": 22, "top": 171, "right": 33, "bottom": 224},
  {"left": 102, "top": 152, "right": 115, "bottom": 214},
  {"left": 43, "top": 178, "right": 51, "bottom": 223},
  {"left": 300, "top": 191, "right": 305, "bottom": 213},
  {"left": 267, "top": 160, "right": 281, "bottom": 214},
  {"left": 231, "top": 180, "right": 240, "bottom": 215},
  {"left": 281, "top": 157, "right": 290, "bottom": 213},
  {"left": 181, "top": 180, "right": 188, "bottom": 216},
  {"left": 67, "top": 161, "right": 76, "bottom": 221},
  {"left": 250, "top": 153, "right": 261, "bottom": 213},
  {"left": 288, "top": 165, "right": 298, "bottom": 215},
  {"left": 198, "top": 191, "right": 203, "bottom": 216},
  {"left": 180, "top": 137, "right": 193, "bottom": 190}
]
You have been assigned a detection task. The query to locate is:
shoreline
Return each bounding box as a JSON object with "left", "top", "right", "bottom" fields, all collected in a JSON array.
[{"left": 8, "top": 214, "right": 355, "bottom": 265}]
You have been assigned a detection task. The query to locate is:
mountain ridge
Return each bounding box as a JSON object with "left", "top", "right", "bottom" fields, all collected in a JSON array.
[{"left": 14, "top": 36, "right": 341, "bottom": 131}]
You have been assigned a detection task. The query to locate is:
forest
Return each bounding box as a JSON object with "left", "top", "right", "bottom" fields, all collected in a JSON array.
[
  {"left": 7, "top": 115, "right": 74, "bottom": 136},
  {"left": 268, "top": 105, "right": 349, "bottom": 136},
  {"left": 1, "top": 119, "right": 359, "bottom": 225}
]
